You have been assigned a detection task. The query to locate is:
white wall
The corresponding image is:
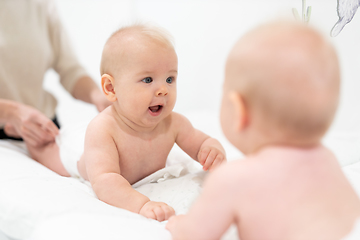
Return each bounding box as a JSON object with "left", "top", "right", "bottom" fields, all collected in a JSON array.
[{"left": 44, "top": 0, "right": 360, "bottom": 159}]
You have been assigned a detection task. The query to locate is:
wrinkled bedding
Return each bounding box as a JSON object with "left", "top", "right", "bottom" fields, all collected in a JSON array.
[
  {"left": 0, "top": 138, "right": 214, "bottom": 240},
  {"left": 1, "top": 119, "right": 360, "bottom": 240}
]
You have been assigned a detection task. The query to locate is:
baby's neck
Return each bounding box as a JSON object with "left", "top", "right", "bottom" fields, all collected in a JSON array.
[
  {"left": 111, "top": 105, "right": 162, "bottom": 136},
  {"left": 250, "top": 143, "right": 324, "bottom": 158},
  {"left": 244, "top": 125, "right": 323, "bottom": 156}
]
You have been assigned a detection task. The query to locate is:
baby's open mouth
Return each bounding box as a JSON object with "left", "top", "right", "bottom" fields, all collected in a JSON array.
[{"left": 149, "top": 105, "right": 163, "bottom": 113}]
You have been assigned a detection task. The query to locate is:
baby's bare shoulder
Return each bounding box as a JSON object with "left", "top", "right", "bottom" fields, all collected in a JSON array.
[
  {"left": 168, "top": 111, "right": 188, "bottom": 124},
  {"left": 162, "top": 111, "right": 191, "bottom": 132},
  {"left": 207, "top": 158, "right": 260, "bottom": 187},
  {"left": 86, "top": 107, "right": 118, "bottom": 135},
  {"left": 208, "top": 152, "right": 302, "bottom": 189},
  {"left": 167, "top": 111, "right": 197, "bottom": 131}
]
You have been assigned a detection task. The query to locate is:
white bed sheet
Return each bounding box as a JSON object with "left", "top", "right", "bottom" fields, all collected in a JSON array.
[
  {"left": 0, "top": 140, "right": 214, "bottom": 240},
  {"left": 0, "top": 112, "right": 241, "bottom": 240},
  {"left": 1, "top": 113, "right": 360, "bottom": 240}
]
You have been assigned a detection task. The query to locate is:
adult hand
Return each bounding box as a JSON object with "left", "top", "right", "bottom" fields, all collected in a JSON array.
[
  {"left": 6, "top": 103, "right": 59, "bottom": 146},
  {"left": 139, "top": 201, "right": 175, "bottom": 222}
]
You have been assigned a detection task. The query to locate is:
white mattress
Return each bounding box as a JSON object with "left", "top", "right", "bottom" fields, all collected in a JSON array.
[
  {"left": 1, "top": 113, "right": 360, "bottom": 240},
  {"left": 0, "top": 139, "right": 213, "bottom": 240}
]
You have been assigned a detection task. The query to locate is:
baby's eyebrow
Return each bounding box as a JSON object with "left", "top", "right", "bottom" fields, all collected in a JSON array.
[
  {"left": 137, "top": 70, "right": 152, "bottom": 75},
  {"left": 136, "top": 69, "right": 178, "bottom": 76}
]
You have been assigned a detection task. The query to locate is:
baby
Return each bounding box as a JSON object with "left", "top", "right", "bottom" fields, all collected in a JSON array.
[
  {"left": 166, "top": 21, "right": 360, "bottom": 239},
  {"left": 27, "top": 24, "right": 226, "bottom": 221}
]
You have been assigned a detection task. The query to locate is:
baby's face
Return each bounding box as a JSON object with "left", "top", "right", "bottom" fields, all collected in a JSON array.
[{"left": 112, "top": 40, "right": 178, "bottom": 128}]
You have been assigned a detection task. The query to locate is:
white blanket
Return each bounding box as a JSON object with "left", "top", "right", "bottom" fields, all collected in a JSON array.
[
  {"left": 1, "top": 120, "right": 360, "bottom": 240},
  {"left": 0, "top": 139, "right": 216, "bottom": 240}
]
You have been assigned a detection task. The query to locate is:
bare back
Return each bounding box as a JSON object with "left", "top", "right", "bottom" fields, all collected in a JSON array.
[
  {"left": 233, "top": 146, "right": 360, "bottom": 240},
  {"left": 183, "top": 146, "right": 360, "bottom": 240}
]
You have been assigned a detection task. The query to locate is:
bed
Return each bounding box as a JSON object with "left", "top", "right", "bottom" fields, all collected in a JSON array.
[
  {"left": 0, "top": 110, "right": 360, "bottom": 240},
  {"left": 0, "top": 140, "right": 201, "bottom": 240},
  {"left": 0, "top": 113, "right": 242, "bottom": 240},
  {"left": 2, "top": 2, "right": 360, "bottom": 238}
]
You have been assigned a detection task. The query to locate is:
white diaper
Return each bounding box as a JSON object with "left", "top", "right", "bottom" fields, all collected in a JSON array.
[{"left": 55, "top": 122, "right": 89, "bottom": 179}]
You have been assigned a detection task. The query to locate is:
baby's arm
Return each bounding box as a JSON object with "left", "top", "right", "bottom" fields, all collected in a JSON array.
[
  {"left": 83, "top": 118, "right": 174, "bottom": 221},
  {"left": 174, "top": 113, "right": 226, "bottom": 171},
  {"left": 166, "top": 167, "right": 234, "bottom": 239}
]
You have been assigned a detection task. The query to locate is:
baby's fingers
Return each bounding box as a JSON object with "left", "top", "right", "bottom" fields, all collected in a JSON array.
[
  {"left": 153, "top": 205, "right": 175, "bottom": 221},
  {"left": 198, "top": 147, "right": 211, "bottom": 166},
  {"left": 153, "top": 206, "right": 166, "bottom": 222},
  {"left": 141, "top": 208, "right": 156, "bottom": 220},
  {"left": 202, "top": 150, "right": 218, "bottom": 171},
  {"left": 140, "top": 201, "right": 175, "bottom": 221},
  {"left": 162, "top": 205, "right": 175, "bottom": 220},
  {"left": 209, "top": 155, "right": 226, "bottom": 172}
]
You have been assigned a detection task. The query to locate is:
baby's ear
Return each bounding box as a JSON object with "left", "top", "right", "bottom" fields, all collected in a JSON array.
[
  {"left": 101, "top": 74, "right": 117, "bottom": 102},
  {"left": 229, "top": 91, "right": 248, "bottom": 132}
]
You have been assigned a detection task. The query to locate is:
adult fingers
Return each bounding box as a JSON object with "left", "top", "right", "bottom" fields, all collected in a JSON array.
[
  {"left": 32, "top": 113, "right": 59, "bottom": 137},
  {"left": 4, "top": 124, "right": 21, "bottom": 138},
  {"left": 28, "top": 122, "right": 52, "bottom": 141},
  {"left": 21, "top": 122, "right": 53, "bottom": 146},
  {"left": 41, "top": 120, "right": 59, "bottom": 136},
  {"left": 21, "top": 130, "right": 40, "bottom": 147},
  {"left": 32, "top": 114, "right": 60, "bottom": 140}
]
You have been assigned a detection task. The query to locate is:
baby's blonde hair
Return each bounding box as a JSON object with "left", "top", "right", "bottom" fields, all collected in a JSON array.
[
  {"left": 226, "top": 21, "right": 340, "bottom": 144},
  {"left": 100, "top": 23, "right": 175, "bottom": 76}
]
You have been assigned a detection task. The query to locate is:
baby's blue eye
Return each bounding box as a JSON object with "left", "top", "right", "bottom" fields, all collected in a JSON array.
[
  {"left": 142, "top": 77, "right": 153, "bottom": 83},
  {"left": 166, "top": 77, "right": 173, "bottom": 84}
]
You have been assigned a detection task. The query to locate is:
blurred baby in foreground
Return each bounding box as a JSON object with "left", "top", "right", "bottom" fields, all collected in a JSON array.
[{"left": 166, "top": 21, "right": 360, "bottom": 240}]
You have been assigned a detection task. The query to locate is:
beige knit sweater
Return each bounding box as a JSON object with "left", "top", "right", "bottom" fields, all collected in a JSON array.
[{"left": 0, "top": 0, "right": 87, "bottom": 123}]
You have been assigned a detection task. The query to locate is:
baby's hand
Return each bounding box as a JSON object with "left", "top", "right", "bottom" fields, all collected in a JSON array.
[
  {"left": 139, "top": 201, "right": 175, "bottom": 221},
  {"left": 198, "top": 146, "right": 226, "bottom": 172}
]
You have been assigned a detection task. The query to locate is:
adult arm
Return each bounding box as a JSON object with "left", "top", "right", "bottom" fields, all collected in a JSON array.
[
  {"left": 46, "top": 1, "right": 110, "bottom": 112},
  {"left": 71, "top": 75, "right": 110, "bottom": 112}
]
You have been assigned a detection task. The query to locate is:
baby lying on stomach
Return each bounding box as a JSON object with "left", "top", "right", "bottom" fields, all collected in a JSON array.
[{"left": 26, "top": 24, "right": 226, "bottom": 222}]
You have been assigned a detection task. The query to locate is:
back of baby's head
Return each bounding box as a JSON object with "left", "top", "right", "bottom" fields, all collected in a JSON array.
[
  {"left": 226, "top": 21, "right": 340, "bottom": 145},
  {"left": 100, "top": 23, "right": 174, "bottom": 76}
]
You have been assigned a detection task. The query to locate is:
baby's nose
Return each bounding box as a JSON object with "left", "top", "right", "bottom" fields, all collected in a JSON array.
[{"left": 156, "top": 84, "right": 168, "bottom": 96}]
